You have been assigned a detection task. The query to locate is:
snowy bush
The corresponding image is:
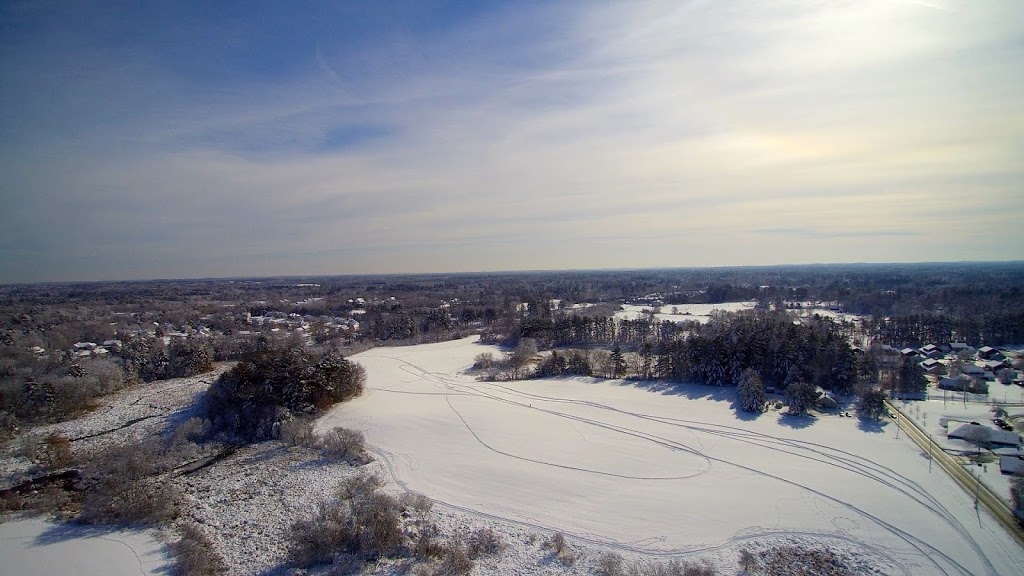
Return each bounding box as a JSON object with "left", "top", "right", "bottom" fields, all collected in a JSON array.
[
  {"left": 543, "top": 531, "right": 575, "bottom": 565},
  {"left": 41, "top": 432, "right": 73, "bottom": 469},
  {"left": 77, "top": 439, "right": 180, "bottom": 526},
  {"left": 319, "top": 426, "right": 369, "bottom": 464},
  {"left": 289, "top": 474, "right": 403, "bottom": 567},
  {"left": 279, "top": 418, "right": 316, "bottom": 447},
  {"left": 595, "top": 551, "right": 625, "bottom": 576},
  {"left": 437, "top": 541, "right": 474, "bottom": 575},
  {"left": 169, "top": 522, "right": 227, "bottom": 576},
  {"left": 466, "top": 526, "right": 506, "bottom": 558}
]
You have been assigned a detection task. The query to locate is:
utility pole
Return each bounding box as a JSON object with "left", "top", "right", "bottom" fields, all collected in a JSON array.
[
  {"left": 928, "top": 433, "right": 932, "bottom": 473},
  {"left": 975, "top": 468, "right": 981, "bottom": 509},
  {"left": 895, "top": 409, "right": 900, "bottom": 439}
]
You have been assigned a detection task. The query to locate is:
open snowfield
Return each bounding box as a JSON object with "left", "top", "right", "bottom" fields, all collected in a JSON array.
[
  {"left": 320, "top": 337, "right": 1024, "bottom": 576},
  {"left": 0, "top": 517, "right": 167, "bottom": 575},
  {"left": 614, "top": 302, "right": 755, "bottom": 324}
]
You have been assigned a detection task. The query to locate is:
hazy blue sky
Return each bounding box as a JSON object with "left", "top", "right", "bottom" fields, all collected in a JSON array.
[{"left": 2, "top": 0, "right": 1022, "bottom": 283}]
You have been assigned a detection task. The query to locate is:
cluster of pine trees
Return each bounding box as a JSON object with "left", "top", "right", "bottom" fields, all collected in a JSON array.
[
  {"left": 206, "top": 339, "right": 365, "bottom": 440},
  {"left": 120, "top": 335, "right": 214, "bottom": 382},
  {"left": 517, "top": 310, "right": 858, "bottom": 396}
]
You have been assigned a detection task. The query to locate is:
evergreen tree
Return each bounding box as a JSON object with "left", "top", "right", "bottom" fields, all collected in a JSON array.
[
  {"left": 736, "top": 368, "right": 766, "bottom": 412},
  {"left": 785, "top": 381, "right": 818, "bottom": 415},
  {"left": 609, "top": 345, "right": 625, "bottom": 378},
  {"left": 858, "top": 389, "right": 887, "bottom": 420},
  {"left": 897, "top": 357, "right": 927, "bottom": 394}
]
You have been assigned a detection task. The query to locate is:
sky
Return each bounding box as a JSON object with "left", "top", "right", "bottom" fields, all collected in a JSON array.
[{"left": 1, "top": 0, "right": 1022, "bottom": 283}]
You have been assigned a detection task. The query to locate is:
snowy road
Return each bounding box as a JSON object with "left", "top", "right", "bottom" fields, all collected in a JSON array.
[{"left": 318, "top": 337, "right": 1024, "bottom": 575}]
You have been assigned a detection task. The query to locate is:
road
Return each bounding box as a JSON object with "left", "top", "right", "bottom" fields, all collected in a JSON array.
[{"left": 886, "top": 399, "right": 1024, "bottom": 547}]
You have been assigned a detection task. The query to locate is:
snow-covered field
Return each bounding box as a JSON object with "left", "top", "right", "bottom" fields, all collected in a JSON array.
[
  {"left": 320, "top": 336, "right": 1024, "bottom": 576},
  {"left": 614, "top": 302, "right": 756, "bottom": 324},
  {"left": 0, "top": 517, "right": 168, "bottom": 576}
]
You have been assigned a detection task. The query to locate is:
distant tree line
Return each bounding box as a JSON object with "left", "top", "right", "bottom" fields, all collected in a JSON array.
[{"left": 866, "top": 312, "right": 1024, "bottom": 348}]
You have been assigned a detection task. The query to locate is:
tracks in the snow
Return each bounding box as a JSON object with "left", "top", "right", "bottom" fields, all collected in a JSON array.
[{"left": 355, "top": 351, "right": 1004, "bottom": 575}]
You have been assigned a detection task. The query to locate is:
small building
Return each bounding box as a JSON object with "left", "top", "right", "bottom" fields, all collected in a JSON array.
[
  {"left": 815, "top": 386, "right": 839, "bottom": 410},
  {"left": 982, "top": 359, "right": 1008, "bottom": 373},
  {"left": 948, "top": 423, "right": 1021, "bottom": 447},
  {"left": 950, "top": 342, "right": 973, "bottom": 354},
  {"left": 999, "top": 456, "right": 1024, "bottom": 475},
  {"left": 920, "top": 344, "right": 944, "bottom": 359},
  {"left": 73, "top": 342, "right": 97, "bottom": 351},
  {"left": 962, "top": 364, "right": 990, "bottom": 380},
  {"left": 919, "top": 358, "right": 944, "bottom": 374},
  {"left": 900, "top": 347, "right": 920, "bottom": 358},
  {"left": 978, "top": 346, "right": 1006, "bottom": 361},
  {"left": 939, "top": 376, "right": 988, "bottom": 394}
]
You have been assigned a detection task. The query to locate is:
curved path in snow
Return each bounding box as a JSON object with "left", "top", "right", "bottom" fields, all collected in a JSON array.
[{"left": 318, "top": 337, "right": 1024, "bottom": 576}]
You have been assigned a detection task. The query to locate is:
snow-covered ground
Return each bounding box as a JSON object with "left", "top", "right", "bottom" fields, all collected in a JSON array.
[
  {"left": 0, "top": 517, "right": 168, "bottom": 576},
  {"left": 320, "top": 336, "right": 1024, "bottom": 576},
  {"left": 614, "top": 301, "right": 756, "bottom": 324},
  {"left": 891, "top": 396, "right": 1023, "bottom": 509}
]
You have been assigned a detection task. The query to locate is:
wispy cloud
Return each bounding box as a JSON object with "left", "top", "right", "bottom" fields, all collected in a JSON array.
[{"left": 1, "top": 0, "right": 1022, "bottom": 282}]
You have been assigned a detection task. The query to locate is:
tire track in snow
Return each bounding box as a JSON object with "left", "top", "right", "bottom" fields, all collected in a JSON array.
[{"left": 355, "top": 354, "right": 991, "bottom": 575}]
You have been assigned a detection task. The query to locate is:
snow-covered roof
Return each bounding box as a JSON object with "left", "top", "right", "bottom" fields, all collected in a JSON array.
[
  {"left": 948, "top": 423, "right": 1020, "bottom": 447},
  {"left": 999, "top": 456, "right": 1024, "bottom": 475}
]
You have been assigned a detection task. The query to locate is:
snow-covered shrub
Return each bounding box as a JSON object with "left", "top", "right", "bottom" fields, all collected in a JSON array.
[
  {"left": 543, "top": 531, "right": 575, "bottom": 565},
  {"left": 169, "top": 522, "right": 227, "bottom": 576},
  {"left": 466, "top": 526, "right": 506, "bottom": 558},
  {"left": 77, "top": 438, "right": 179, "bottom": 526},
  {"left": 42, "top": 432, "right": 72, "bottom": 469},
  {"left": 399, "top": 492, "right": 434, "bottom": 515},
  {"left": 289, "top": 474, "right": 403, "bottom": 567},
  {"left": 738, "top": 548, "right": 758, "bottom": 573},
  {"left": 595, "top": 551, "right": 625, "bottom": 576},
  {"left": 472, "top": 352, "right": 496, "bottom": 370},
  {"left": 319, "top": 426, "right": 369, "bottom": 464},
  {"left": 171, "top": 416, "right": 212, "bottom": 446},
  {"left": 279, "top": 418, "right": 315, "bottom": 447},
  {"left": 437, "top": 541, "right": 474, "bottom": 575}
]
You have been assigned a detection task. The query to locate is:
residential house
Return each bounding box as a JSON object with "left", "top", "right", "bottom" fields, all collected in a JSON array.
[
  {"left": 999, "top": 455, "right": 1024, "bottom": 475},
  {"left": 919, "top": 358, "right": 944, "bottom": 374},
  {"left": 983, "top": 359, "right": 1009, "bottom": 373},
  {"left": 939, "top": 376, "right": 988, "bottom": 394},
  {"left": 920, "top": 344, "right": 943, "bottom": 359},
  {"left": 978, "top": 346, "right": 1006, "bottom": 361},
  {"left": 961, "top": 364, "right": 990, "bottom": 380},
  {"left": 950, "top": 342, "right": 974, "bottom": 354},
  {"left": 948, "top": 423, "right": 1021, "bottom": 447}
]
